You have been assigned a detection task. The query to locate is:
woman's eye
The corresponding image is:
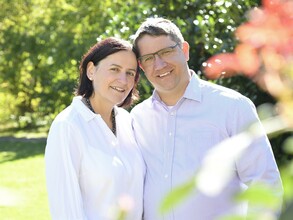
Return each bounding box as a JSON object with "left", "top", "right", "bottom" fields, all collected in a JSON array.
[
  {"left": 127, "top": 71, "right": 135, "bottom": 77},
  {"left": 110, "top": 68, "right": 119, "bottom": 72}
]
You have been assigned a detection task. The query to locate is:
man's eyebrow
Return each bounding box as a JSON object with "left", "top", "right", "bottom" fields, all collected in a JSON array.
[{"left": 140, "top": 46, "right": 168, "bottom": 58}]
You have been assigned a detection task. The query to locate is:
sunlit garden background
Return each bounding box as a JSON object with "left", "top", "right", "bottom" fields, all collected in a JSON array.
[{"left": 0, "top": 0, "right": 292, "bottom": 219}]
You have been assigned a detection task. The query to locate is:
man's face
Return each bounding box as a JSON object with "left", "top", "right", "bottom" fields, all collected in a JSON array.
[{"left": 137, "top": 35, "right": 190, "bottom": 101}]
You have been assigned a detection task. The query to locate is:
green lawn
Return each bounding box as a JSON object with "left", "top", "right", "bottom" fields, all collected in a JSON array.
[{"left": 0, "top": 137, "right": 50, "bottom": 220}]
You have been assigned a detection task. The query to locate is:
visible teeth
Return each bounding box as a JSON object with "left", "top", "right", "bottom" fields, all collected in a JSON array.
[
  {"left": 112, "top": 86, "right": 125, "bottom": 92},
  {"left": 158, "top": 72, "right": 170, "bottom": 77}
]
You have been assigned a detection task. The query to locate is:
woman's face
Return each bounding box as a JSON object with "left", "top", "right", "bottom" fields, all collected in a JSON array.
[{"left": 87, "top": 50, "right": 137, "bottom": 106}]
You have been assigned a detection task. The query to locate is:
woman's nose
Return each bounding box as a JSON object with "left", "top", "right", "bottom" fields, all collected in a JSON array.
[{"left": 117, "top": 72, "right": 128, "bottom": 84}]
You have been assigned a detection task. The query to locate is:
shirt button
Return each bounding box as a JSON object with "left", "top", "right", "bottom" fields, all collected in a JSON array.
[
  {"left": 170, "top": 111, "right": 175, "bottom": 116},
  {"left": 164, "top": 174, "right": 168, "bottom": 178},
  {"left": 169, "top": 132, "right": 172, "bottom": 136}
]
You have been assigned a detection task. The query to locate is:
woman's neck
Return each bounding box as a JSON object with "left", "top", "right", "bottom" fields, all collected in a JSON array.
[{"left": 87, "top": 96, "right": 114, "bottom": 131}]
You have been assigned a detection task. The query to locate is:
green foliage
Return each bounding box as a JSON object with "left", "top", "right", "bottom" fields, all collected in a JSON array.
[
  {"left": 283, "top": 136, "right": 293, "bottom": 155},
  {"left": 236, "top": 183, "right": 282, "bottom": 209},
  {"left": 160, "top": 178, "right": 195, "bottom": 213},
  {"left": 2, "top": 0, "right": 283, "bottom": 168},
  {"left": 0, "top": 0, "right": 262, "bottom": 128},
  {"left": 0, "top": 137, "right": 49, "bottom": 219},
  {"left": 280, "top": 166, "right": 293, "bottom": 220}
]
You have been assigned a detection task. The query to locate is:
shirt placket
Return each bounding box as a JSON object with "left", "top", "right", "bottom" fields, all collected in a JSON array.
[{"left": 162, "top": 108, "right": 177, "bottom": 220}]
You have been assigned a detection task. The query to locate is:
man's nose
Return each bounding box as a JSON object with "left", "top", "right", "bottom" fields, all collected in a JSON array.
[{"left": 154, "top": 54, "right": 167, "bottom": 70}]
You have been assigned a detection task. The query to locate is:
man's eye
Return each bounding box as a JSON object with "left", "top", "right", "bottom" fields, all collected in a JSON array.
[
  {"left": 160, "top": 49, "right": 172, "bottom": 56},
  {"left": 143, "top": 56, "right": 154, "bottom": 62}
]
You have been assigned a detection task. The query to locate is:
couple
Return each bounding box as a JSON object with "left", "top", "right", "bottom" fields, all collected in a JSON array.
[{"left": 45, "top": 17, "right": 283, "bottom": 220}]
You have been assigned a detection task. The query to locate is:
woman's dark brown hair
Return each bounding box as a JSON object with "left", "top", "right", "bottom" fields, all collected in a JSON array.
[{"left": 75, "top": 37, "right": 140, "bottom": 108}]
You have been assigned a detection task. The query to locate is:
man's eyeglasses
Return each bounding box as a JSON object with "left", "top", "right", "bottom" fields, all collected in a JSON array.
[{"left": 138, "top": 43, "right": 179, "bottom": 68}]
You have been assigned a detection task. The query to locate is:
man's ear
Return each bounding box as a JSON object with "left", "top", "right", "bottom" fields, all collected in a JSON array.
[
  {"left": 182, "top": 41, "right": 190, "bottom": 62},
  {"left": 86, "top": 62, "right": 95, "bottom": 80}
]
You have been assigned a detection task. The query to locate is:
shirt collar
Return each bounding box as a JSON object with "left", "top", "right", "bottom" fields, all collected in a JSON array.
[
  {"left": 72, "top": 96, "right": 119, "bottom": 122},
  {"left": 183, "top": 70, "right": 202, "bottom": 102},
  {"left": 72, "top": 96, "right": 96, "bottom": 122},
  {"left": 151, "top": 69, "right": 202, "bottom": 104}
]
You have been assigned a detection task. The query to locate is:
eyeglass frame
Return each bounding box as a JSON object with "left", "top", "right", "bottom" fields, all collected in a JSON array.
[{"left": 137, "top": 43, "right": 180, "bottom": 68}]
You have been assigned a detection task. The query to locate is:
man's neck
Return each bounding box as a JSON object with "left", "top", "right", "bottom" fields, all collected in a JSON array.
[
  {"left": 158, "top": 80, "right": 190, "bottom": 106},
  {"left": 158, "top": 92, "right": 182, "bottom": 106}
]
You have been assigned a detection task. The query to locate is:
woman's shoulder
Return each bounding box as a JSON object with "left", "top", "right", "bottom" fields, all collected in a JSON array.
[
  {"left": 49, "top": 103, "right": 83, "bottom": 132},
  {"left": 53, "top": 105, "right": 74, "bottom": 122}
]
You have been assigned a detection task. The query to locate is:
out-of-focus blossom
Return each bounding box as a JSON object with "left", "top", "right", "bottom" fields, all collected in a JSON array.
[
  {"left": 116, "top": 194, "right": 134, "bottom": 220},
  {"left": 203, "top": 0, "right": 293, "bottom": 125},
  {"left": 118, "top": 194, "right": 134, "bottom": 212},
  {"left": 237, "top": 0, "right": 293, "bottom": 56},
  {"left": 203, "top": 53, "right": 240, "bottom": 79},
  {"left": 235, "top": 44, "right": 260, "bottom": 76}
]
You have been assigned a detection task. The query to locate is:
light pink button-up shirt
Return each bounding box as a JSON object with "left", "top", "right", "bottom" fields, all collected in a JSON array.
[{"left": 131, "top": 73, "right": 282, "bottom": 220}]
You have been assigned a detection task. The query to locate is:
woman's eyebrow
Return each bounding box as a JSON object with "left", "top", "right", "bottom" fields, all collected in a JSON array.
[{"left": 111, "top": 64, "right": 136, "bottom": 72}]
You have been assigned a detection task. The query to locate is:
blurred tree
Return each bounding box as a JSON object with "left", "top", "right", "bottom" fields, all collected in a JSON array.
[
  {"left": 99, "top": 0, "right": 266, "bottom": 103},
  {"left": 0, "top": 0, "right": 266, "bottom": 128}
]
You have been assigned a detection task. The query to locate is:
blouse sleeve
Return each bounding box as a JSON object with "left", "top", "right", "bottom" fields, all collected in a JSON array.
[{"left": 45, "top": 119, "right": 87, "bottom": 220}]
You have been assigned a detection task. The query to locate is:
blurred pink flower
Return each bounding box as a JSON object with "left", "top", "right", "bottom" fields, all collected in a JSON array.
[
  {"left": 203, "top": 53, "right": 239, "bottom": 79},
  {"left": 203, "top": 0, "right": 292, "bottom": 81},
  {"left": 203, "top": 0, "right": 293, "bottom": 123}
]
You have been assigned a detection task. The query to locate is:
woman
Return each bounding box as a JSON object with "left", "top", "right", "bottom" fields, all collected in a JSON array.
[{"left": 45, "top": 37, "right": 145, "bottom": 220}]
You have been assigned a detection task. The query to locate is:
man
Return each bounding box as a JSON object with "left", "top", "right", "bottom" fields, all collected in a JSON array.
[{"left": 130, "top": 17, "right": 283, "bottom": 220}]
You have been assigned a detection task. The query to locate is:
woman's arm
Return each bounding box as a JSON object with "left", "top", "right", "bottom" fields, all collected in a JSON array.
[{"left": 45, "top": 119, "right": 86, "bottom": 220}]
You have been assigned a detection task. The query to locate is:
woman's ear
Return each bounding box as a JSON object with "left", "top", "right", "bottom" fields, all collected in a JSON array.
[
  {"left": 86, "top": 62, "right": 95, "bottom": 81},
  {"left": 182, "top": 41, "right": 190, "bottom": 62}
]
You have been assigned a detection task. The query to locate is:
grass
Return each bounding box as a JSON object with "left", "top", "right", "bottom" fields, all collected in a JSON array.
[{"left": 0, "top": 135, "right": 50, "bottom": 220}]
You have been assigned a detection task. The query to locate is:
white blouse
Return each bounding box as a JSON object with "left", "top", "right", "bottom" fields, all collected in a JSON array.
[{"left": 45, "top": 96, "right": 145, "bottom": 220}]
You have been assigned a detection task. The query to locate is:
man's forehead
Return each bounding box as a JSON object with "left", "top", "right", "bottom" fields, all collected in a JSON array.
[{"left": 137, "top": 35, "right": 174, "bottom": 55}]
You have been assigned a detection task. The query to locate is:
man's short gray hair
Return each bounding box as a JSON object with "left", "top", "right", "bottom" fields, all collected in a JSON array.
[{"left": 131, "top": 17, "right": 184, "bottom": 56}]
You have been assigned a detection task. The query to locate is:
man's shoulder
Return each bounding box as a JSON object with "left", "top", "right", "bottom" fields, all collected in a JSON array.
[
  {"left": 198, "top": 78, "right": 247, "bottom": 100},
  {"left": 193, "top": 77, "right": 255, "bottom": 110}
]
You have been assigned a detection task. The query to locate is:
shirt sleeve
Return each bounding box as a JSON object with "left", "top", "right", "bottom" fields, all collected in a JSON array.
[
  {"left": 232, "top": 96, "right": 283, "bottom": 215},
  {"left": 45, "top": 119, "right": 87, "bottom": 220}
]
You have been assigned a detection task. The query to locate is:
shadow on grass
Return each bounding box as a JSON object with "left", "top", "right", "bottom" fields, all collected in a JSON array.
[{"left": 0, "top": 136, "right": 46, "bottom": 163}]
